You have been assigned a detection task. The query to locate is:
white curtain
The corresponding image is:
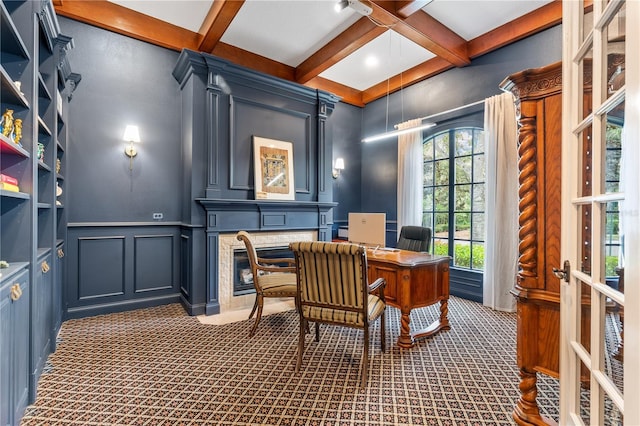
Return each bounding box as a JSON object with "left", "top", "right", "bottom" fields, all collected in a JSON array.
[
  {"left": 397, "top": 118, "right": 424, "bottom": 238},
  {"left": 483, "top": 93, "right": 518, "bottom": 312}
]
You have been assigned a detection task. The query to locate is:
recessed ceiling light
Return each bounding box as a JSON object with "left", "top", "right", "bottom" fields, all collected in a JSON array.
[{"left": 365, "top": 56, "right": 379, "bottom": 67}]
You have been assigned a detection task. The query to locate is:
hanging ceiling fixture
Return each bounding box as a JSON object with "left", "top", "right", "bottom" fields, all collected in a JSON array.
[{"left": 362, "top": 122, "right": 436, "bottom": 143}]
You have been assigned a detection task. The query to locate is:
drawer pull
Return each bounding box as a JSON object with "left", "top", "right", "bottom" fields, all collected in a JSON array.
[
  {"left": 10, "top": 284, "right": 22, "bottom": 301},
  {"left": 41, "top": 261, "right": 50, "bottom": 273},
  {"left": 57, "top": 248, "right": 64, "bottom": 258}
]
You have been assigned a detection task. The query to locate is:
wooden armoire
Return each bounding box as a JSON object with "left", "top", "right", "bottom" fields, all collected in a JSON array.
[
  {"left": 500, "top": 61, "right": 565, "bottom": 426},
  {"left": 501, "top": 55, "right": 625, "bottom": 425}
]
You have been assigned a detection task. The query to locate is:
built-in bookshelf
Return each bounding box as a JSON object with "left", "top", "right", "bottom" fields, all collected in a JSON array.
[{"left": 0, "top": 1, "right": 78, "bottom": 424}]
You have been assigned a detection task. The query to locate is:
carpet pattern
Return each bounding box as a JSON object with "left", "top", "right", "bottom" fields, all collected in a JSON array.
[{"left": 21, "top": 297, "right": 562, "bottom": 425}]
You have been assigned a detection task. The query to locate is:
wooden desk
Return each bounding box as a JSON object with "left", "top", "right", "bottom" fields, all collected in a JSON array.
[{"left": 366, "top": 249, "right": 451, "bottom": 348}]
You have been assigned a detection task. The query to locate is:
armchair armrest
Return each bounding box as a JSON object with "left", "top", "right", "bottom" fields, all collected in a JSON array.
[
  {"left": 368, "top": 277, "right": 386, "bottom": 293},
  {"left": 258, "top": 257, "right": 295, "bottom": 267},
  {"left": 256, "top": 257, "right": 296, "bottom": 273}
]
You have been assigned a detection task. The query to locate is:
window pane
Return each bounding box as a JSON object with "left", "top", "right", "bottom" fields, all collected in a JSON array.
[
  {"left": 473, "top": 154, "right": 486, "bottom": 182},
  {"left": 433, "top": 238, "right": 448, "bottom": 256},
  {"left": 422, "top": 213, "right": 433, "bottom": 230},
  {"left": 423, "top": 138, "right": 434, "bottom": 161},
  {"left": 434, "top": 187, "right": 448, "bottom": 212},
  {"left": 423, "top": 162, "right": 434, "bottom": 186},
  {"left": 434, "top": 213, "right": 448, "bottom": 236},
  {"left": 435, "top": 133, "right": 449, "bottom": 160},
  {"left": 472, "top": 213, "right": 485, "bottom": 241},
  {"left": 471, "top": 242, "right": 485, "bottom": 270},
  {"left": 454, "top": 184, "right": 471, "bottom": 212},
  {"left": 453, "top": 240, "right": 470, "bottom": 268},
  {"left": 472, "top": 184, "right": 485, "bottom": 212},
  {"left": 473, "top": 129, "right": 485, "bottom": 153},
  {"left": 423, "top": 187, "right": 433, "bottom": 211},
  {"left": 455, "top": 213, "right": 471, "bottom": 238},
  {"left": 455, "top": 129, "right": 473, "bottom": 156},
  {"left": 435, "top": 160, "right": 449, "bottom": 185},
  {"left": 455, "top": 157, "right": 472, "bottom": 184}
]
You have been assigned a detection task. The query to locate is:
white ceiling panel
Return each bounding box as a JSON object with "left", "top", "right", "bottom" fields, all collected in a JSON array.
[
  {"left": 109, "top": 0, "right": 213, "bottom": 33},
  {"left": 422, "top": 0, "right": 554, "bottom": 41},
  {"left": 319, "top": 30, "right": 436, "bottom": 91},
  {"left": 221, "top": 0, "right": 363, "bottom": 67}
]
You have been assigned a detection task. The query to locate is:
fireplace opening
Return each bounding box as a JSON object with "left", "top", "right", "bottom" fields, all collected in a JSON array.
[{"left": 233, "top": 246, "right": 294, "bottom": 296}]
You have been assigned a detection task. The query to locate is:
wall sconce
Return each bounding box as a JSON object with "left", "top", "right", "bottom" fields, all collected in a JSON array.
[
  {"left": 123, "top": 125, "right": 140, "bottom": 170},
  {"left": 332, "top": 157, "right": 345, "bottom": 179}
]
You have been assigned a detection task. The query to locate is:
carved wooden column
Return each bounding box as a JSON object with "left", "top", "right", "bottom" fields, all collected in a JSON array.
[{"left": 501, "top": 62, "right": 563, "bottom": 426}]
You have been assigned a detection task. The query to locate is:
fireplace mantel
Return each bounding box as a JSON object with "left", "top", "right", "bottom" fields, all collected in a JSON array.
[
  {"left": 197, "top": 198, "right": 336, "bottom": 315},
  {"left": 197, "top": 198, "right": 337, "bottom": 234}
]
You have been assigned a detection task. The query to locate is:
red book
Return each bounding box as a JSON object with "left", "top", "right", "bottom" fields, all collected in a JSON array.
[{"left": 0, "top": 174, "right": 18, "bottom": 185}]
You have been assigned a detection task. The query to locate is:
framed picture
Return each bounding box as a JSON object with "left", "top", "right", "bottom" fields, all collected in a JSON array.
[{"left": 253, "top": 136, "right": 295, "bottom": 200}]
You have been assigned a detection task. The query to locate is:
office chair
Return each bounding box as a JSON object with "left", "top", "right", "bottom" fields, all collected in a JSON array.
[
  {"left": 396, "top": 226, "right": 432, "bottom": 252},
  {"left": 290, "top": 241, "right": 386, "bottom": 388}
]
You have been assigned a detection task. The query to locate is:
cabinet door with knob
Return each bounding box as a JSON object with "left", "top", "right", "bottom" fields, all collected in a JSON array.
[
  {"left": 31, "top": 252, "right": 53, "bottom": 397},
  {"left": 0, "top": 267, "right": 30, "bottom": 425}
]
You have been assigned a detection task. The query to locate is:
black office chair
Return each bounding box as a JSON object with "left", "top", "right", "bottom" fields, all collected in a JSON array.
[{"left": 396, "top": 226, "right": 432, "bottom": 252}]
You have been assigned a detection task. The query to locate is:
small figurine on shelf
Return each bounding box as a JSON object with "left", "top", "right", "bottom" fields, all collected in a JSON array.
[
  {"left": 38, "top": 143, "right": 45, "bottom": 162},
  {"left": 1, "top": 108, "right": 14, "bottom": 137},
  {"left": 12, "top": 118, "right": 23, "bottom": 144},
  {"left": 56, "top": 158, "right": 61, "bottom": 174}
]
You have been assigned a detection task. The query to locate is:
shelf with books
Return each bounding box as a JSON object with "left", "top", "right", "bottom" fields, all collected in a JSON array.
[{"left": 0, "top": 188, "right": 29, "bottom": 200}]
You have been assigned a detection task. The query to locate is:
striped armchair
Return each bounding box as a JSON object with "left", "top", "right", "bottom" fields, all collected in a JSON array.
[
  {"left": 237, "top": 231, "right": 297, "bottom": 337},
  {"left": 289, "top": 241, "right": 386, "bottom": 388}
]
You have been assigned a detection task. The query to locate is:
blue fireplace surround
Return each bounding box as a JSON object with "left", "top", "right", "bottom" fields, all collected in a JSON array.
[{"left": 173, "top": 50, "right": 340, "bottom": 316}]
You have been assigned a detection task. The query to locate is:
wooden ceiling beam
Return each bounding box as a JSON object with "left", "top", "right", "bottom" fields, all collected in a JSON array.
[
  {"left": 54, "top": 0, "right": 201, "bottom": 52},
  {"left": 305, "top": 76, "right": 365, "bottom": 107},
  {"left": 211, "top": 42, "right": 296, "bottom": 81},
  {"left": 198, "top": 0, "right": 245, "bottom": 53},
  {"left": 394, "top": 1, "right": 433, "bottom": 18},
  {"left": 467, "top": 0, "right": 562, "bottom": 58},
  {"left": 295, "top": 17, "right": 386, "bottom": 84},
  {"left": 361, "top": 56, "right": 453, "bottom": 104},
  {"left": 370, "top": 1, "right": 470, "bottom": 67}
]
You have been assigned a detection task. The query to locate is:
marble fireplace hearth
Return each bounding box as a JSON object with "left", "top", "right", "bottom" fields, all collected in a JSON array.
[{"left": 216, "top": 230, "right": 316, "bottom": 313}]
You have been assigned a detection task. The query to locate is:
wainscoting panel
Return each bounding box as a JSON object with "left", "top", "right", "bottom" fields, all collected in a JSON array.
[
  {"left": 66, "top": 225, "right": 182, "bottom": 319},
  {"left": 78, "top": 236, "right": 126, "bottom": 300},
  {"left": 134, "top": 235, "right": 175, "bottom": 293}
]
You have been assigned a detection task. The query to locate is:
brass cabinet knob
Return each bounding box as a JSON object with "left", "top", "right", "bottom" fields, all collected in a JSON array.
[
  {"left": 57, "top": 248, "right": 64, "bottom": 258},
  {"left": 10, "top": 284, "right": 22, "bottom": 301},
  {"left": 41, "top": 261, "right": 50, "bottom": 273}
]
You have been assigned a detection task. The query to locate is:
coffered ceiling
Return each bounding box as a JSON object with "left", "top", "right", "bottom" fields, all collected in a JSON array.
[{"left": 53, "top": 0, "right": 563, "bottom": 106}]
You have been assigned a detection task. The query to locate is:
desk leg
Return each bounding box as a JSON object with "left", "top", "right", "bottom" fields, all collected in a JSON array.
[
  {"left": 410, "top": 299, "right": 451, "bottom": 344},
  {"left": 397, "top": 308, "right": 414, "bottom": 348}
]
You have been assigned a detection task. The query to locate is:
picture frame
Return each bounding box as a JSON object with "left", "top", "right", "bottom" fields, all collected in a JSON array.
[{"left": 252, "top": 136, "right": 295, "bottom": 200}]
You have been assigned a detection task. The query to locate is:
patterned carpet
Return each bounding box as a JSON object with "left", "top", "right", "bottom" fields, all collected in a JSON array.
[{"left": 21, "top": 297, "right": 562, "bottom": 425}]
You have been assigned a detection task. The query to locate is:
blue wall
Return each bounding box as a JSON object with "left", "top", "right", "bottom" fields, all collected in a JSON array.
[{"left": 61, "top": 17, "right": 182, "bottom": 224}]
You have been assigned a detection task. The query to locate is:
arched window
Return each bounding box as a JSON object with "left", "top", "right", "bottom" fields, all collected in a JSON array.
[{"left": 422, "top": 127, "right": 485, "bottom": 271}]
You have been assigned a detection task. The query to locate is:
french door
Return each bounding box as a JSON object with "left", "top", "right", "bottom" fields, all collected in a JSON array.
[{"left": 560, "top": 0, "right": 639, "bottom": 424}]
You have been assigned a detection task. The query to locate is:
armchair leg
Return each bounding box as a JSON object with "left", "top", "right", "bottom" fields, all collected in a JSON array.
[
  {"left": 362, "top": 327, "right": 369, "bottom": 388},
  {"left": 315, "top": 322, "right": 320, "bottom": 342},
  {"left": 249, "top": 295, "right": 264, "bottom": 337},
  {"left": 296, "top": 315, "right": 305, "bottom": 373},
  {"left": 248, "top": 296, "right": 259, "bottom": 320},
  {"left": 381, "top": 308, "right": 386, "bottom": 353}
]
